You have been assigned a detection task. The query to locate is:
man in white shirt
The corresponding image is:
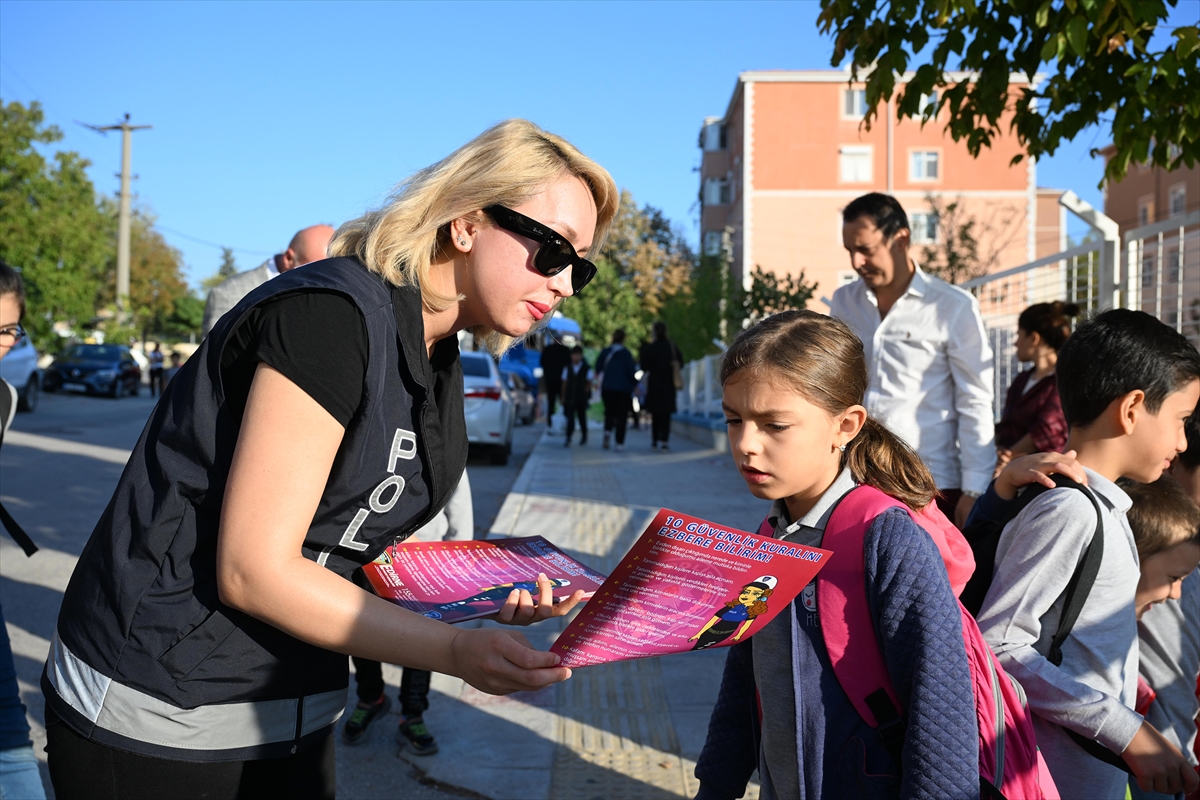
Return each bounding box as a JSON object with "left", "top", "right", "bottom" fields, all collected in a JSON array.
[
  {"left": 830, "top": 193, "right": 995, "bottom": 527},
  {"left": 202, "top": 224, "right": 335, "bottom": 336}
]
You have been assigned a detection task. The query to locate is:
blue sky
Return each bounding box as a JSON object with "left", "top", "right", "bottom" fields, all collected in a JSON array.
[{"left": 1, "top": 0, "right": 1184, "bottom": 289}]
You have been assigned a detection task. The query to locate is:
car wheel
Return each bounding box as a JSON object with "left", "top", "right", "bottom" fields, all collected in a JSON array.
[
  {"left": 17, "top": 374, "right": 39, "bottom": 412},
  {"left": 128, "top": 379, "right": 139, "bottom": 397},
  {"left": 489, "top": 443, "right": 510, "bottom": 466},
  {"left": 111, "top": 378, "right": 125, "bottom": 400}
]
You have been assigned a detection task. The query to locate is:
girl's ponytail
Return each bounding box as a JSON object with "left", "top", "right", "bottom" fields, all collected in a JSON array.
[
  {"left": 843, "top": 417, "right": 937, "bottom": 510},
  {"left": 721, "top": 309, "right": 936, "bottom": 509}
]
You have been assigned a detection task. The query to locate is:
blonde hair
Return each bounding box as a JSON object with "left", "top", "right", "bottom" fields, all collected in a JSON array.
[
  {"left": 719, "top": 310, "right": 938, "bottom": 510},
  {"left": 329, "top": 119, "right": 619, "bottom": 354}
]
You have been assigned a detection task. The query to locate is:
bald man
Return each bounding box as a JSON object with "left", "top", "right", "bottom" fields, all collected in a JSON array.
[{"left": 202, "top": 224, "right": 335, "bottom": 336}]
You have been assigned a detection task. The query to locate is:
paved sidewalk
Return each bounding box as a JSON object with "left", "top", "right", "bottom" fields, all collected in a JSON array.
[{"left": 363, "top": 422, "right": 769, "bottom": 800}]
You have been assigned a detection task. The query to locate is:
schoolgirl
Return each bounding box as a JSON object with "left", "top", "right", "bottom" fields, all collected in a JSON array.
[
  {"left": 694, "top": 309, "right": 979, "bottom": 800},
  {"left": 42, "top": 120, "right": 618, "bottom": 798}
]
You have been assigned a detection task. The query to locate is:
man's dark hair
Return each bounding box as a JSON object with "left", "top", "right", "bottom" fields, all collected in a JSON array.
[
  {"left": 570, "top": 345, "right": 583, "bottom": 355},
  {"left": 653, "top": 321, "right": 667, "bottom": 340},
  {"left": 611, "top": 329, "right": 625, "bottom": 344},
  {"left": 0, "top": 260, "right": 26, "bottom": 320},
  {"left": 842, "top": 193, "right": 910, "bottom": 240},
  {"left": 1057, "top": 309, "right": 1200, "bottom": 427}
]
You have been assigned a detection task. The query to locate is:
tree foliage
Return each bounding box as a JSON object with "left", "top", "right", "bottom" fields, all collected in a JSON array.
[
  {"left": 743, "top": 265, "right": 818, "bottom": 322},
  {"left": 0, "top": 100, "right": 111, "bottom": 350},
  {"left": 95, "top": 202, "right": 191, "bottom": 335},
  {"left": 818, "top": 0, "right": 1199, "bottom": 184},
  {"left": 202, "top": 247, "right": 240, "bottom": 292}
]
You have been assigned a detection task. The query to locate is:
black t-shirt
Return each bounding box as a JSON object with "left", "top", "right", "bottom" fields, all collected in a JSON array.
[{"left": 220, "top": 290, "right": 368, "bottom": 426}]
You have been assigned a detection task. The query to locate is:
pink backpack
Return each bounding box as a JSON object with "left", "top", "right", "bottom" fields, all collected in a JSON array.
[{"left": 759, "top": 486, "right": 1058, "bottom": 800}]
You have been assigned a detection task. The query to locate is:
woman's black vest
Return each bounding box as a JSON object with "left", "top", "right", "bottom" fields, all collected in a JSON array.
[{"left": 43, "top": 258, "right": 466, "bottom": 761}]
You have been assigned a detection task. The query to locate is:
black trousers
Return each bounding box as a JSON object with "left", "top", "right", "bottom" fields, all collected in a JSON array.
[
  {"left": 602, "top": 391, "right": 631, "bottom": 445},
  {"left": 564, "top": 403, "right": 588, "bottom": 442},
  {"left": 149, "top": 367, "right": 164, "bottom": 396},
  {"left": 651, "top": 411, "right": 672, "bottom": 444},
  {"left": 351, "top": 656, "right": 431, "bottom": 717},
  {"left": 45, "top": 705, "right": 335, "bottom": 800},
  {"left": 543, "top": 379, "right": 562, "bottom": 420}
]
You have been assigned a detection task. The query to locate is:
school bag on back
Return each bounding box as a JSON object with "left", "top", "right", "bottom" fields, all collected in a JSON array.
[{"left": 758, "top": 486, "right": 1057, "bottom": 800}]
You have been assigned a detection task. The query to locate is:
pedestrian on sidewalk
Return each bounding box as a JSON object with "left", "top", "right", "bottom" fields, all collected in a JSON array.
[
  {"left": 0, "top": 261, "right": 47, "bottom": 800},
  {"left": 540, "top": 334, "right": 570, "bottom": 424},
  {"left": 147, "top": 342, "right": 165, "bottom": 397},
  {"left": 562, "top": 345, "right": 591, "bottom": 446},
  {"left": 344, "top": 473, "right": 475, "bottom": 756},
  {"left": 641, "top": 321, "right": 683, "bottom": 450},
  {"left": 596, "top": 329, "right": 637, "bottom": 451},
  {"left": 40, "top": 120, "right": 615, "bottom": 800}
]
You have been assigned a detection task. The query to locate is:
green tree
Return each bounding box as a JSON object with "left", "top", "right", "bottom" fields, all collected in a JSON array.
[
  {"left": 95, "top": 204, "right": 190, "bottom": 337},
  {"left": 743, "top": 265, "right": 818, "bottom": 323},
  {"left": 818, "top": 0, "right": 1199, "bottom": 183},
  {"left": 597, "top": 191, "right": 693, "bottom": 318},
  {"left": 570, "top": 258, "right": 649, "bottom": 348},
  {"left": 202, "top": 247, "right": 239, "bottom": 292},
  {"left": 0, "top": 100, "right": 112, "bottom": 350},
  {"left": 916, "top": 194, "right": 1023, "bottom": 284},
  {"left": 164, "top": 294, "right": 205, "bottom": 339}
]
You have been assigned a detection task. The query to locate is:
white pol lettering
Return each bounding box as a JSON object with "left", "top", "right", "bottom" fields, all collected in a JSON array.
[
  {"left": 387, "top": 428, "right": 418, "bottom": 472},
  {"left": 337, "top": 508, "right": 371, "bottom": 552},
  {"left": 369, "top": 475, "right": 406, "bottom": 514}
]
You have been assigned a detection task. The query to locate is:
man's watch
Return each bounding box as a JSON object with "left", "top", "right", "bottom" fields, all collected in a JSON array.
[{"left": 961, "top": 489, "right": 983, "bottom": 499}]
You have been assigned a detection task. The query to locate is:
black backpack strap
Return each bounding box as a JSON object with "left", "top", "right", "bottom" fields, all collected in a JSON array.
[
  {"left": 1047, "top": 480, "right": 1106, "bottom": 667},
  {"left": 0, "top": 499, "right": 37, "bottom": 556},
  {"left": 1041, "top": 481, "right": 1133, "bottom": 774}
]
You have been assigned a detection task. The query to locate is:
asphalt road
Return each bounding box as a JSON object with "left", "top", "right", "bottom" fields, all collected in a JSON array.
[{"left": 0, "top": 389, "right": 545, "bottom": 798}]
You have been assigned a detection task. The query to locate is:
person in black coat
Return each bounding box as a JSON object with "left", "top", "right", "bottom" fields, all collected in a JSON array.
[
  {"left": 540, "top": 336, "right": 571, "bottom": 423},
  {"left": 561, "top": 346, "right": 591, "bottom": 446},
  {"left": 641, "top": 321, "right": 683, "bottom": 450},
  {"left": 596, "top": 329, "right": 638, "bottom": 451}
]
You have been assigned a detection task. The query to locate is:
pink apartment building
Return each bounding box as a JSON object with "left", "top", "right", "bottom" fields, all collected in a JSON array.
[{"left": 698, "top": 70, "right": 1064, "bottom": 305}]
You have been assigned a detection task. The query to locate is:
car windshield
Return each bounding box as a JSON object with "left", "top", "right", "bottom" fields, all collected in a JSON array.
[
  {"left": 62, "top": 345, "right": 122, "bottom": 360},
  {"left": 461, "top": 355, "right": 492, "bottom": 378}
]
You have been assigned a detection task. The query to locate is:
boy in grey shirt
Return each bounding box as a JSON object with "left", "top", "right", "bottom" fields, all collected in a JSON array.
[{"left": 978, "top": 310, "right": 1200, "bottom": 800}]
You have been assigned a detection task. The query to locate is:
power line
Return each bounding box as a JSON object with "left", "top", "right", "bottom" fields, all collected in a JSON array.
[{"left": 155, "top": 225, "right": 273, "bottom": 257}]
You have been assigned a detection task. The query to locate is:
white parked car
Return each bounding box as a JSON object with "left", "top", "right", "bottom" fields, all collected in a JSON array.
[
  {"left": 0, "top": 333, "right": 41, "bottom": 412},
  {"left": 462, "top": 351, "right": 516, "bottom": 465}
]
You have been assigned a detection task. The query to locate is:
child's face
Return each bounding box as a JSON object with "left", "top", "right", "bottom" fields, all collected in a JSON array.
[
  {"left": 1126, "top": 380, "right": 1200, "bottom": 483},
  {"left": 0, "top": 293, "right": 20, "bottom": 361},
  {"left": 722, "top": 375, "right": 851, "bottom": 506},
  {"left": 1168, "top": 459, "right": 1200, "bottom": 505},
  {"left": 1135, "top": 541, "right": 1200, "bottom": 618},
  {"left": 571, "top": 352, "right": 582, "bottom": 364}
]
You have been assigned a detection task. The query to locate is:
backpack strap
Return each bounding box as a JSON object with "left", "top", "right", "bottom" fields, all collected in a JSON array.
[{"left": 816, "top": 486, "right": 909, "bottom": 734}]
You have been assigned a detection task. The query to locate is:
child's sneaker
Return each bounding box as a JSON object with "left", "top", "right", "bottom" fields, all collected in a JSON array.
[
  {"left": 342, "top": 694, "right": 390, "bottom": 745},
  {"left": 397, "top": 714, "right": 438, "bottom": 756}
]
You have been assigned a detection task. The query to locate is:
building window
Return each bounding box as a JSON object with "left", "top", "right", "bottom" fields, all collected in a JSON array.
[
  {"left": 1168, "top": 248, "right": 1181, "bottom": 283},
  {"left": 1142, "top": 253, "right": 1154, "bottom": 288},
  {"left": 843, "top": 89, "right": 868, "bottom": 119},
  {"left": 1138, "top": 198, "right": 1154, "bottom": 226},
  {"left": 839, "top": 145, "right": 873, "bottom": 183},
  {"left": 701, "top": 122, "right": 727, "bottom": 152},
  {"left": 910, "top": 211, "right": 939, "bottom": 244},
  {"left": 919, "top": 91, "right": 938, "bottom": 115},
  {"left": 703, "top": 178, "right": 729, "bottom": 206},
  {"left": 1170, "top": 184, "right": 1187, "bottom": 217},
  {"left": 703, "top": 231, "right": 724, "bottom": 257},
  {"left": 910, "top": 150, "right": 940, "bottom": 181}
]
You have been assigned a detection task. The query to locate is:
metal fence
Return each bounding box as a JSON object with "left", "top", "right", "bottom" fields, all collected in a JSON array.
[
  {"left": 676, "top": 207, "right": 1200, "bottom": 425},
  {"left": 963, "top": 209, "right": 1199, "bottom": 420}
]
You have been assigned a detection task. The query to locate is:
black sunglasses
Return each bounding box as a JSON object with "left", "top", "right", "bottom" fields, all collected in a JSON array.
[{"left": 483, "top": 205, "right": 598, "bottom": 294}]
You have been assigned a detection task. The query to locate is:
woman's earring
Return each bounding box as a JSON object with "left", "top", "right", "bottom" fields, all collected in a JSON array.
[
  {"left": 459, "top": 238, "right": 467, "bottom": 247},
  {"left": 838, "top": 444, "right": 847, "bottom": 452}
]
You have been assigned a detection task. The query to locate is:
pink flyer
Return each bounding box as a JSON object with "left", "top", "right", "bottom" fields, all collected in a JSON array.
[
  {"left": 551, "top": 509, "right": 831, "bottom": 667},
  {"left": 362, "top": 536, "right": 607, "bottom": 624}
]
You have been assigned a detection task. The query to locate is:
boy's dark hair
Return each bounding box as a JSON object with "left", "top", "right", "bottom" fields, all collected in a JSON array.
[
  {"left": 611, "top": 329, "right": 625, "bottom": 344},
  {"left": 0, "top": 260, "right": 26, "bottom": 320},
  {"left": 653, "top": 321, "right": 667, "bottom": 340},
  {"left": 1056, "top": 309, "right": 1200, "bottom": 427},
  {"left": 1018, "top": 301, "right": 1080, "bottom": 351},
  {"left": 842, "top": 193, "right": 910, "bottom": 241},
  {"left": 1125, "top": 477, "right": 1200, "bottom": 561},
  {"left": 570, "top": 345, "right": 583, "bottom": 355}
]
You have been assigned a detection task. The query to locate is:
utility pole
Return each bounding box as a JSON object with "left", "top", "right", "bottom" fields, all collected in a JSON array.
[{"left": 81, "top": 114, "right": 152, "bottom": 323}]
